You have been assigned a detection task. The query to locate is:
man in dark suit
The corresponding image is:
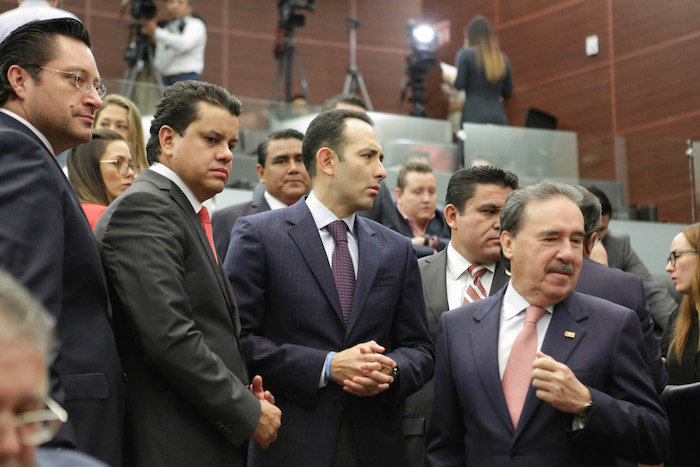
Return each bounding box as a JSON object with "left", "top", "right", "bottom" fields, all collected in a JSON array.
[
  {"left": 225, "top": 109, "right": 435, "bottom": 467},
  {"left": 403, "top": 166, "right": 518, "bottom": 466},
  {"left": 392, "top": 158, "right": 450, "bottom": 258},
  {"left": 0, "top": 19, "right": 123, "bottom": 465},
  {"left": 212, "top": 128, "right": 310, "bottom": 261},
  {"left": 427, "top": 181, "right": 669, "bottom": 466},
  {"left": 94, "top": 81, "right": 281, "bottom": 466},
  {"left": 574, "top": 186, "right": 667, "bottom": 394}
]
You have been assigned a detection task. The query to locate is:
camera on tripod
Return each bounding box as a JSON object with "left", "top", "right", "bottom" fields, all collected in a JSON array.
[
  {"left": 130, "top": 0, "right": 158, "bottom": 20},
  {"left": 404, "top": 20, "right": 438, "bottom": 117},
  {"left": 278, "top": 0, "right": 315, "bottom": 29}
]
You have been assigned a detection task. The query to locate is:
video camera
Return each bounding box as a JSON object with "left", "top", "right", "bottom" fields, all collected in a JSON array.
[
  {"left": 278, "top": 0, "right": 316, "bottom": 29},
  {"left": 130, "top": 0, "right": 157, "bottom": 20}
]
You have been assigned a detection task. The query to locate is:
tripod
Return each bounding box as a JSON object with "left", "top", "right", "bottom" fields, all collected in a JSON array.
[
  {"left": 342, "top": 18, "right": 373, "bottom": 110},
  {"left": 120, "top": 24, "right": 164, "bottom": 104},
  {"left": 272, "top": 25, "right": 310, "bottom": 104}
]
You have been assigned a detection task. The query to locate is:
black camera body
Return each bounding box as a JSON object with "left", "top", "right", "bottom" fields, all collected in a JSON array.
[
  {"left": 278, "top": 0, "right": 315, "bottom": 29},
  {"left": 131, "top": 0, "right": 157, "bottom": 20}
]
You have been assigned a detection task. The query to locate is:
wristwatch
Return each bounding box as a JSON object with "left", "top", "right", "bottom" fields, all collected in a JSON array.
[
  {"left": 578, "top": 400, "right": 593, "bottom": 420},
  {"left": 391, "top": 366, "right": 400, "bottom": 379}
]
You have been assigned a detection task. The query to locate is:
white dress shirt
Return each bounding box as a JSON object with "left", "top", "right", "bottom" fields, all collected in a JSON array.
[
  {"left": 153, "top": 14, "right": 207, "bottom": 76},
  {"left": 445, "top": 242, "right": 496, "bottom": 310},
  {"left": 0, "top": 0, "right": 79, "bottom": 43},
  {"left": 263, "top": 190, "right": 289, "bottom": 211},
  {"left": 149, "top": 163, "right": 202, "bottom": 214},
  {"left": 497, "top": 284, "right": 553, "bottom": 379}
]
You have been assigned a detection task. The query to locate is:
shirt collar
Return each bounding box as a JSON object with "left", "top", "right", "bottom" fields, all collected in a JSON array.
[
  {"left": 263, "top": 190, "right": 289, "bottom": 210},
  {"left": 306, "top": 191, "right": 356, "bottom": 234},
  {"left": 446, "top": 241, "right": 495, "bottom": 280},
  {"left": 0, "top": 108, "right": 55, "bottom": 156},
  {"left": 149, "top": 162, "right": 203, "bottom": 213},
  {"left": 502, "top": 283, "right": 554, "bottom": 321}
]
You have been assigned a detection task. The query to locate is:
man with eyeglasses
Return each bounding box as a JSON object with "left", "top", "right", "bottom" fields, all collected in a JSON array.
[
  {"left": 0, "top": 271, "right": 107, "bottom": 466},
  {"left": 0, "top": 18, "right": 123, "bottom": 466}
]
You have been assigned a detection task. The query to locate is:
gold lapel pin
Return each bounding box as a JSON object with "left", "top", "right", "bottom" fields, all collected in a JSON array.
[{"left": 564, "top": 331, "right": 576, "bottom": 338}]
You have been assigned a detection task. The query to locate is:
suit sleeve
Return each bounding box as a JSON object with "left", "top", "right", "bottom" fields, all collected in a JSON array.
[
  {"left": 383, "top": 238, "right": 436, "bottom": 405},
  {"left": 99, "top": 192, "right": 260, "bottom": 445},
  {"left": 571, "top": 310, "right": 670, "bottom": 464},
  {"left": 630, "top": 276, "right": 668, "bottom": 393},
  {"left": 225, "top": 216, "right": 330, "bottom": 408},
  {"left": 425, "top": 313, "right": 466, "bottom": 467},
  {"left": 0, "top": 131, "right": 77, "bottom": 447}
]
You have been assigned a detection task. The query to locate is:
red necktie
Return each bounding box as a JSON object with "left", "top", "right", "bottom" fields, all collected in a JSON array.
[
  {"left": 501, "top": 305, "right": 547, "bottom": 428},
  {"left": 463, "top": 264, "right": 488, "bottom": 304},
  {"left": 197, "top": 207, "right": 218, "bottom": 263},
  {"left": 327, "top": 220, "right": 355, "bottom": 325}
]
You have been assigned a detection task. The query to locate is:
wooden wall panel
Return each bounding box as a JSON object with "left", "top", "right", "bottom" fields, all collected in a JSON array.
[
  {"left": 612, "top": 0, "right": 700, "bottom": 57},
  {"left": 615, "top": 35, "right": 700, "bottom": 134},
  {"left": 499, "top": 0, "right": 608, "bottom": 86},
  {"left": 499, "top": 0, "right": 578, "bottom": 24}
]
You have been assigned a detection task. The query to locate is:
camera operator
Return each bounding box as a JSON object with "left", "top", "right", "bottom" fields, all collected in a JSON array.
[{"left": 140, "top": 0, "right": 206, "bottom": 86}]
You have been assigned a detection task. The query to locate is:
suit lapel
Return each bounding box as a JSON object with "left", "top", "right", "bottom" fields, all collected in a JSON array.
[
  {"left": 469, "top": 289, "right": 514, "bottom": 433},
  {"left": 514, "top": 293, "right": 588, "bottom": 437},
  {"left": 346, "top": 217, "right": 380, "bottom": 332},
  {"left": 287, "top": 202, "right": 344, "bottom": 322},
  {"left": 421, "top": 249, "right": 449, "bottom": 323},
  {"left": 490, "top": 260, "right": 510, "bottom": 295}
]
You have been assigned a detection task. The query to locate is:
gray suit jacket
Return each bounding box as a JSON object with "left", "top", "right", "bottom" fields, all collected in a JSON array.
[
  {"left": 95, "top": 170, "right": 260, "bottom": 466},
  {"left": 603, "top": 229, "right": 677, "bottom": 337},
  {"left": 402, "top": 248, "right": 510, "bottom": 467},
  {"left": 212, "top": 189, "right": 271, "bottom": 262}
]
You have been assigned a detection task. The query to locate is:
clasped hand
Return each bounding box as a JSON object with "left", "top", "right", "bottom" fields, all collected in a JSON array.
[
  {"left": 331, "top": 340, "right": 397, "bottom": 397},
  {"left": 249, "top": 375, "right": 281, "bottom": 448},
  {"left": 531, "top": 351, "right": 591, "bottom": 414}
]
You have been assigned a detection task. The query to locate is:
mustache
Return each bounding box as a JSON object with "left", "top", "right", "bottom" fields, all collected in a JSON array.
[{"left": 545, "top": 262, "right": 574, "bottom": 275}]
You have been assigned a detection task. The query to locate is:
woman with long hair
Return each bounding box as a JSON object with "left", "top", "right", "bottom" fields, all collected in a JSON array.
[
  {"left": 454, "top": 15, "right": 513, "bottom": 125},
  {"left": 662, "top": 223, "right": 700, "bottom": 466},
  {"left": 67, "top": 129, "right": 137, "bottom": 228},
  {"left": 93, "top": 94, "right": 147, "bottom": 176}
]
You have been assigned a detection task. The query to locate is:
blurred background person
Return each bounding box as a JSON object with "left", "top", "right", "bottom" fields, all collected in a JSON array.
[
  {"left": 68, "top": 129, "right": 136, "bottom": 228},
  {"left": 140, "top": 0, "right": 206, "bottom": 86},
  {"left": 393, "top": 157, "right": 449, "bottom": 258},
  {"left": 661, "top": 223, "right": 700, "bottom": 467},
  {"left": 93, "top": 94, "right": 147, "bottom": 177},
  {"left": 0, "top": 0, "right": 78, "bottom": 42},
  {"left": 453, "top": 15, "right": 512, "bottom": 126}
]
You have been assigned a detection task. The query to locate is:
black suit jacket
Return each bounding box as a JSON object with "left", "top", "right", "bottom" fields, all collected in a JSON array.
[
  {"left": 95, "top": 170, "right": 260, "bottom": 467},
  {"left": 393, "top": 205, "right": 450, "bottom": 258},
  {"left": 212, "top": 189, "right": 270, "bottom": 261},
  {"left": 0, "top": 112, "right": 123, "bottom": 465},
  {"left": 402, "top": 248, "right": 510, "bottom": 467},
  {"left": 576, "top": 256, "right": 667, "bottom": 393}
]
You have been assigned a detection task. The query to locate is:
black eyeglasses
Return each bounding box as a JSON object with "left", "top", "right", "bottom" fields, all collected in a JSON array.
[
  {"left": 667, "top": 249, "right": 697, "bottom": 267},
  {"left": 38, "top": 66, "right": 107, "bottom": 100},
  {"left": 100, "top": 159, "right": 140, "bottom": 175}
]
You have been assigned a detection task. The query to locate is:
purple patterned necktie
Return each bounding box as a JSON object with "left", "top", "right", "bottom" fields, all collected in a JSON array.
[{"left": 327, "top": 220, "right": 355, "bottom": 324}]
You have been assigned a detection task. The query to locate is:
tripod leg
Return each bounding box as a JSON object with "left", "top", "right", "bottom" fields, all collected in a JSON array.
[
  {"left": 293, "top": 46, "right": 310, "bottom": 102},
  {"left": 355, "top": 72, "right": 373, "bottom": 111}
]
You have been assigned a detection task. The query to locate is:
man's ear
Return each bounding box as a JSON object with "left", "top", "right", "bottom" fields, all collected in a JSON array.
[
  {"left": 6, "top": 65, "right": 29, "bottom": 101},
  {"left": 394, "top": 187, "right": 403, "bottom": 204},
  {"left": 444, "top": 204, "right": 459, "bottom": 230},
  {"left": 584, "top": 232, "right": 597, "bottom": 257},
  {"left": 500, "top": 230, "right": 514, "bottom": 260},
  {"left": 158, "top": 125, "right": 176, "bottom": 159},
  {"left": 256, "top": 164, "right": 265, "bottom": 183},
  {"left": 316, "top": 147, "right": 335, "bottom": 177}
]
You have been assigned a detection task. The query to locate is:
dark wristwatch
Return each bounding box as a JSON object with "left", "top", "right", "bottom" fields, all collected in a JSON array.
[{"left": 391, "top": 366, "right": 400, "bottom": 379}]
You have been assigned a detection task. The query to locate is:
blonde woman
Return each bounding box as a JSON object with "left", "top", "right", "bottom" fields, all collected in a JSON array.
[{"left": 93, "top": 94, "right": 147, "bottom": 176}]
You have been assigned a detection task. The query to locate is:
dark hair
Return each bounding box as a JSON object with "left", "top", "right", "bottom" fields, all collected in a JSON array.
[
  {"left": 302, "top": 109, "right": 373, "bottom": 177},
  {"left": 257, "top": 129, "right": 304, "bottom": 167},
  {"left": 396, "top": 158, "right": 433, "bottom": 191},
  {"left": 68, "top": 129, "right": 126, "bottom": 206},
  {"left": 146, "top": 81, "right": 242, "bottom": 165},
  {"left": 0, "top": 18, "right": 90, "bottom": 105},
  {"left": 574, "top": 186, "right": 602, "bottom": 237},
  {"left": 321, "top": 94, "right": 368, "bottom": 112},
  {"left": 586, "top": 185, "right": 613, "bottom": 217},
  {"left": 445, "top": 165, "right": 519, "bottom": 213},
  {"left": 465, "top": 15, "right": 505, "bottom": 84},
  {"left": 500, "top": 181, "right": 582, "bottom": 237}
]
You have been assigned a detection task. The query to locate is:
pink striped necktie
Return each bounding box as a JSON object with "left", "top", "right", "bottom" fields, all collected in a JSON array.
[
  {"left": 501, "top": 305, "right": 547, "bottom": 428},
  {"left": 463, "top": 264, "right": 488, "bottom": 304},
  {"left": 197, "top": 207, "right": 218, "bottom": 264}
]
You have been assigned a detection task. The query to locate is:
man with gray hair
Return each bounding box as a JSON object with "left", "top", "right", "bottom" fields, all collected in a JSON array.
[
  {"left": 0, "top": 271, "right": 106, "bottom": 467},
  {"left": 427, "top": 181, "right": 669, "bottom": 466}
]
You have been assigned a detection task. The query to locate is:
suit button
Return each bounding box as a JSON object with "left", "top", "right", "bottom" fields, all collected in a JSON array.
[
  {"left": 510, "top": 451, "right": 520, "bottom": 460},
  {"left": 334, "top": 398, "right": 342, "bottom": 407},
  {"left": 123, "top": 372, "right": 128, "bottom": 382}
]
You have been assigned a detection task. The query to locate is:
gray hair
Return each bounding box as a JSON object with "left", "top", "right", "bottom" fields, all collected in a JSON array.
[
  {"left": 574, "top": 186, "right": 602, "bottom": 236},
  {"left": 0, "top": 270, "right": 55, "bottom": 359},
  {"left": 500, "top": 181, "right": 583, "bottom": 237}
]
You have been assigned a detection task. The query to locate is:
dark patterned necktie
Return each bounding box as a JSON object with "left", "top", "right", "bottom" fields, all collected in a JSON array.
[{"left": 327, "top": 220, "right": 355, "bottom": 324}]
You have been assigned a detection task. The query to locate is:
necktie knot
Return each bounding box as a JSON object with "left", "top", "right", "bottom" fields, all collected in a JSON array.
[
  {"left": 468, "top": 263, "right": 486, "bottom": 279},
  {"left": 197, "top": 207, "right": 217, "bottom": 263},
  {"left": 524, "top": 305, "right": 546, "bottom": 325},
  {"left": 327, "top": 220, "right": 348, "bottom": 243},
  {"left": 197, "top": 206, "right": 212, "bottom": 225}
]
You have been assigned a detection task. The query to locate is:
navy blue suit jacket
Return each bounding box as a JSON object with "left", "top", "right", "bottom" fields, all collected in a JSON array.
[
  {"left": 211, "top": 189, "right": 270, "bottom": 262},
  {"left": 426, "top": 288, "right": 669, "bottom": 466},
  {"left": 225, "top": 198, "right": 435, "bottom": 467},
  {"left": 0, "top": 112, "right": 123, "bottom": 465}
]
